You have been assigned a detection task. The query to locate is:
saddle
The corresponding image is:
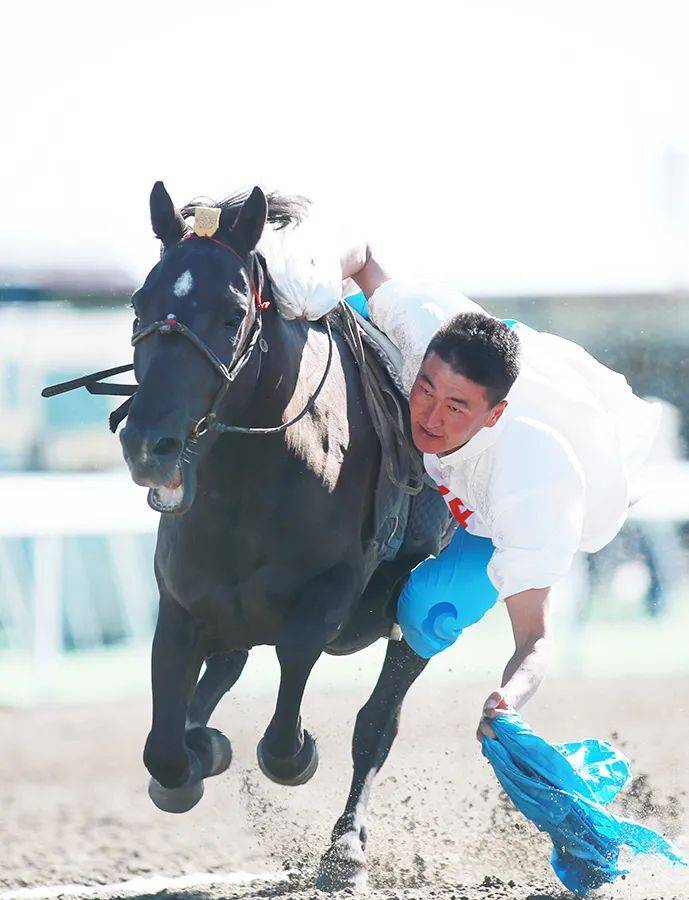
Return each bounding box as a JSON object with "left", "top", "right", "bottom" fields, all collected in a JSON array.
[{"left": 329, "top": 302, "right": 447, "bottom": 569}]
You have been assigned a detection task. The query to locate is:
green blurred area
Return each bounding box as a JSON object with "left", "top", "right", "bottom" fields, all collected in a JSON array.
[
  {"left": 486, "top": 293, "right": 689, "bottom": 447},
  {"left": 2, "top": 589, "right": 688, "bottom": 708},
  {"left": 7, "top": 288, "right": 686, "bottom": 435}
]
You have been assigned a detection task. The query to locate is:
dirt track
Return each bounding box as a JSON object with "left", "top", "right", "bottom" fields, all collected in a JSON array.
[{"left": 1, "top": 673, "right": 687, "bottom": 900}]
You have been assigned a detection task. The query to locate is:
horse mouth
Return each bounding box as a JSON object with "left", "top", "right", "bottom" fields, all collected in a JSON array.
[
  {"left": 148, "top": 461, "right": 196, "bottom": 514},
  {"left": 148, "top": 467, "right": 184, "bottom": 513}
]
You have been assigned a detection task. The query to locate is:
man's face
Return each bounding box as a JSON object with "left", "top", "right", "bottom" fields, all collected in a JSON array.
[{"left": 408, "top": 351, "right": 507, "bottom": 456}]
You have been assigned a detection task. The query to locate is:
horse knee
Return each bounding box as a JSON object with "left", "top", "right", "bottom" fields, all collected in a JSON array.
[{"left": 356, "top": 696, "right": 399, "bottom": 732}]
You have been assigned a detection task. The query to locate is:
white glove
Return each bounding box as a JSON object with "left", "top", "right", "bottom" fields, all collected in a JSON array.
[{"left": 258, "top": 211, "right": 342, "bottom": 321}]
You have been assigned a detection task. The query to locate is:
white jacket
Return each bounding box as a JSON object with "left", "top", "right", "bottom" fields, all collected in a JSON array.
[{"left": 368, "top": 278, "right": 662, "bottom": 602}]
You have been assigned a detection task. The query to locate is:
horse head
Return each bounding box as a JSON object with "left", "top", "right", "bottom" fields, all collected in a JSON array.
[{"left": 120, "top": 181, "right": 268, "bottom": 514}]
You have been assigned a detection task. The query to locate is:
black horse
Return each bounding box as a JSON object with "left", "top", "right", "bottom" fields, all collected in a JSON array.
[{"left": 117, "top": 182, "right": 447, "bottom": 889}]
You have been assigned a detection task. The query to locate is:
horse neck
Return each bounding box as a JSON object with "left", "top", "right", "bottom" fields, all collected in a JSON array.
[
  {"left": 196, "top": 309, "right": 312, "bottom": 498},
  {"left": 213, "top": 306, "right": 311, "bottom": 433},
  {"left": 253, "top": 309, "right": 312, "bottom": 420}
]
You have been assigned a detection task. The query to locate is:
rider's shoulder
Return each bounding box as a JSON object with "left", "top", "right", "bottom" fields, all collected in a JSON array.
[{"left": 500, "top": 415, "right": 583, "bottom": 478}]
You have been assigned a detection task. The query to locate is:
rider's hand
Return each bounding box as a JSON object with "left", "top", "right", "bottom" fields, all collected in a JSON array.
[{"left": 476, "top": 690, "right": 510, "bottom": 742}]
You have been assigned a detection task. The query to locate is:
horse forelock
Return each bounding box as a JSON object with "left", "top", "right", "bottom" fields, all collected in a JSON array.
[{"left": 180, "top": 191, "right": 312, "bottom": 233}]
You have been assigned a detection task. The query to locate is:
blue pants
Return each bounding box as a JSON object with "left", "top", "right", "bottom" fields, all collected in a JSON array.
[
  {"left": 345, "top": 290, "right": 369, "bottom": 319},
  {"left": 397, "top": 528, "right": 498, "bottom": 658}
]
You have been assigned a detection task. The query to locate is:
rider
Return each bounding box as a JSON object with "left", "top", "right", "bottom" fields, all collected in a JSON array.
[{"left": 261, "top": 223, "right": 661, "bottom": 742}]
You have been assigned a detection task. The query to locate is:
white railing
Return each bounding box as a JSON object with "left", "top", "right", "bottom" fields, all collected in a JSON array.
[
  {"left": 0, "top": 471, "right": 158, "bottom": 665},
  {"left": 1, "top": 462, "right": 688, "bottom": 668}
]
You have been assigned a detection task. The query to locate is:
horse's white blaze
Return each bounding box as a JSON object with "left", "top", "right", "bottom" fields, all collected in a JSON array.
[
  {"left": 0, "top": 870, "right": 289, "bottom": 900},
  {"left": 173, "top": 270, "right": 193, "bottom": 297}
]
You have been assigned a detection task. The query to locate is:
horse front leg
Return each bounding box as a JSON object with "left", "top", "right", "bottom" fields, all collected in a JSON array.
[
  {"left": 144, "top": 592, "right": 232, "bottom": 814},
  {"left": 316, "top": 638, "right": 427, "bottom": 891},
  {"left": 258, "top": 564, "right": 355, "bottom": 787}
]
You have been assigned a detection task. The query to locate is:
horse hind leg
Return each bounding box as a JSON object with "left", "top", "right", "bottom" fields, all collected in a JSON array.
[
  {"left": 187, "top": 649, "right": 249, "bottom": 727},
  {"left": 316, "top": 638, "right": 427, "bottom": 891},
  {"left": 174, "top": 649, "right": 250, "bottom": 806}
]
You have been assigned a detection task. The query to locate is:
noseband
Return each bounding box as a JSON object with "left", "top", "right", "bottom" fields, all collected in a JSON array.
[{"left": 42, "top": 233, "right": 334, "bottom": 438}]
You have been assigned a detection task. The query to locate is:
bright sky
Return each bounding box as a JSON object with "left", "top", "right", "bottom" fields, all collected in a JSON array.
[{"left": 3, "top": 0, "right": 689, "bottom": 294}]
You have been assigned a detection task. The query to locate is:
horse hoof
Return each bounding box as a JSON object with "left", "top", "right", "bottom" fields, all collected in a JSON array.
[
  {"left": 256, "top": 729, "right": 319, "bottom": 786},
  {"left": 148, "top": 775, "right": 204, "bottom": 813},
  {"left": 316, "top": 831, "right": 368, "bottom": 892},
  {"left": 186, "top": 726, "right": 232, "bottom": 777}
]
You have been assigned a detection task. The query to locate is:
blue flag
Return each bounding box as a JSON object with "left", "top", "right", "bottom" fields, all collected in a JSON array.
[{"left": 481, "top": 713, "right": 687, "bottom": 896}]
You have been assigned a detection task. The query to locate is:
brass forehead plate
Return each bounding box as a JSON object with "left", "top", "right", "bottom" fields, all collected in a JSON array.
[{"left": 193, "top": 206, "right": 222, "bottom": 238}]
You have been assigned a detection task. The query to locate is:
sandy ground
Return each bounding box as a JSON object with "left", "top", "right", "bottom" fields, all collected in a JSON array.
[{"left": 0, "top": 672, "right": 688, "bottom": 900}]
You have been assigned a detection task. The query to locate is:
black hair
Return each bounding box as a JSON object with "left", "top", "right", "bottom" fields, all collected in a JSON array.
[
  {"left": 181, "top": 191, "right": 311, "bottom": 231},
  {"left": 425, "top": 312, "right": 521, "bottom": 405}
]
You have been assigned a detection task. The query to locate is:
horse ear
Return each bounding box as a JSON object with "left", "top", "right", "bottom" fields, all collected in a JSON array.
[
  {"left": 230, "top": 186, "right": 268, "bottom": 255},
  {"left": 150, "top": 181, "right": 186, "bottom": 248}
]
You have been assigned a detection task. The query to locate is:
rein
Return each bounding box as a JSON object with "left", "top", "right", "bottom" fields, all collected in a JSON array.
[{"left": 42, "top": 234, "right": 334, "bottom": 438}]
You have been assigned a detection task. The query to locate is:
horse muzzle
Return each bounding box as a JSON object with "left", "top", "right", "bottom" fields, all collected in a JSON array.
[{"left": 120, "top": 423, "right": 197, "bottom": 514}]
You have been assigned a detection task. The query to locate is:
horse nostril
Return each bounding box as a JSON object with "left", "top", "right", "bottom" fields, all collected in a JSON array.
[{"left": 152, "top": 437, "right": 182, "bottom": 460}]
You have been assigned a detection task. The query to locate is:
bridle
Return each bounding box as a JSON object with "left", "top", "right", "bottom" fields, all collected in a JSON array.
[
  {"left": 130, "top": 234, "right": 268, "bottom": 438},
  {"left": 42, "top": 232, "right": 334, "bottom": 439}
]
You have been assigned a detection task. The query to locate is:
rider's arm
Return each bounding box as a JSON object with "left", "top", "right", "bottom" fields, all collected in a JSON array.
[
  {"left": 474, "top": 424, "right": 585, "bottom": 740},
  {"left": 340, "top": 242, "right": 390, "bottom": 299},
  {"left": 477, "top": 586, "right": 551, "bottom": 740},
  {"left": 501, "top": 586, "right": 552, "bottom": 707}
]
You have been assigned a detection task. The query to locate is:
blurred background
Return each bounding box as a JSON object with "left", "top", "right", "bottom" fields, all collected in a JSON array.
[{"left": 2, "top": 0, "right": 689, "bottom": 705}]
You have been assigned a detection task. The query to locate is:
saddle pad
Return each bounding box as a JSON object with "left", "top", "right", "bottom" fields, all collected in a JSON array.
[{"left": 329, "top": 302, "right": 425, "bottom": 572}]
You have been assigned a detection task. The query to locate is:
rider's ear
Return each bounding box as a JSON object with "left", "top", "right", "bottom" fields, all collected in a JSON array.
[
  {"left": 486, "top": 399, "right": 508, "bottom": 428},
  {"left": 228, "top": 186, "right": 268, "bottom": 256},
  {"left": 150, "top": 181, "right": 186, "bottom": 249}
]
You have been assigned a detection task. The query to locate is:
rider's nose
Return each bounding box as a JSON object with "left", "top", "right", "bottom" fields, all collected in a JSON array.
[{"left": 426, "top": 403, "right": 443, "bottom": 430}]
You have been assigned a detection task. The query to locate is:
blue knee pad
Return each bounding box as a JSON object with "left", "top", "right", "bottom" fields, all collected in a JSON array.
[{"left": 397, "top": 528, "right": 498, "bottom": 658}]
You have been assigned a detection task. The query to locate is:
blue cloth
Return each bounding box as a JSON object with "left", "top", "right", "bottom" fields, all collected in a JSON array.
[
  {"left": 344, "top": 290, "right": 369, "bottom": 319},
  {"left": 397, "top": 527, "right": 497, "bottom": 658},
  {"left": 482, "top": 712, "right": 687, "bottom": 896}
]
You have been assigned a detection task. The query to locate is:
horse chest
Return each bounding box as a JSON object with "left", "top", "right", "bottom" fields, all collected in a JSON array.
[{"left": 158, "top": 521, "right": 323, "bottom": 647}]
